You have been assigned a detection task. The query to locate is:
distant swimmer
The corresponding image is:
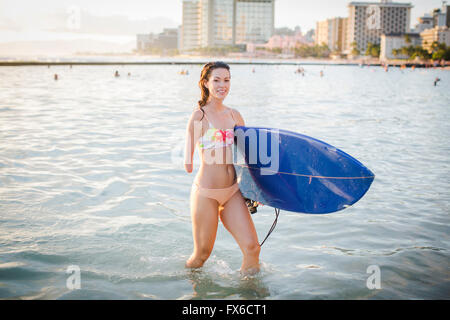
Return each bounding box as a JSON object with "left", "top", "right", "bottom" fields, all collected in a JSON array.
[
  {"left": 128, "top": 72, "right": 131, "bottom": 76},
  {"left": 252, "top": 67, "right": 255, "bottom": 73},
  {"left": 434, "top": 77, "right": 441, "bottom": 86},
  {"left": 295, "top": 67, "right": 304, "bottom": 75},
  {"left": 114, "top": 70, "right": 120, "bottom": 77},
  {"left": 320, "top": 70, "right": 324, "bottom": 77},
  {"left": 54, "top": 74, "right": 58, "bottom": 80}
]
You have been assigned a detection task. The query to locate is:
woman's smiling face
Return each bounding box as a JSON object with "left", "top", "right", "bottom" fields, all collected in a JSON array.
[{"left": 204, "top": 68, "right": 231, "bottom": 101}]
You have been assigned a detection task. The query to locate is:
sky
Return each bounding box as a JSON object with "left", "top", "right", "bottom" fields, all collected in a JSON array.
[{"left": 0, "top": 0, "right": 446, "bottom": 55}]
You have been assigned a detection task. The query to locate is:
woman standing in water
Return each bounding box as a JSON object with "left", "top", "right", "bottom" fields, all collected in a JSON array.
[{"left": 184, "top": 61, "right": 260, "bottom": 275}]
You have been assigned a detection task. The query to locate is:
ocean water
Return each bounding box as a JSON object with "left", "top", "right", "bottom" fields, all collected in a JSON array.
[{"left": 0, "top": 63, "right": 449, "bottom": 300}]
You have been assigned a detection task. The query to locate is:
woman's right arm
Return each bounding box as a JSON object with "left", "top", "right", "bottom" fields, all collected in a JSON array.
[{"left": 184, "top": 109, "right": 203, "bottom": 173}]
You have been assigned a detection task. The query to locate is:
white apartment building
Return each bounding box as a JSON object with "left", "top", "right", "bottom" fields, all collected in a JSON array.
[
  {"left": 235, "top": 0, "right": 275, "bottom": 44},
  {"left": 207, "top": 0, "right": 235, "bottom": 47},
  {"left": 181, "top": 0, "right": 274, "bottom": 51},
  {"left": 347, "top": 0, "right": 412, "bottom": 54},
  {"left": 315, "top": 17, "right": 348, "bottom": 52},
  {"left": 181, "top": 0, "right": 202, "bottom": 51},
  {"left": 380, "top": 32, "right": 421, "bottom": 60}
]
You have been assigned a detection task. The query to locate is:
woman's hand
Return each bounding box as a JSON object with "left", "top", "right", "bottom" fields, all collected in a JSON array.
[{"left": 185, "top": 163, "right": 193, "bottom": 173}]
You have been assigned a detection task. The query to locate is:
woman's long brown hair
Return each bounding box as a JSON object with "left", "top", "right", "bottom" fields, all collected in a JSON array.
[{"left": 197, "top": 61, "right": 230, "bottom": 120}]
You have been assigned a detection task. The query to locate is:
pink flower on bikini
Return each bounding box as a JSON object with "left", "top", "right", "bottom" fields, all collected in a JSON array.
[
  {"left": 211, "top": 129, "right": 234, "bottom": 145},
  {"left": 213, "top": 130, "right": 225, "bottom": 142},
  {"left": 225, "top": 130, "right": 234, "bottom": 145}
]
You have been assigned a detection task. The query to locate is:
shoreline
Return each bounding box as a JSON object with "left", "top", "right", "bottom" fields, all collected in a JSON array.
[
  {"left": 0, "top": 61, "right": 447, "bottom": 68},
  {"left": 0, "top": 60, "right": 363, "bottom": 66},
  {"left": 0, "top": 56, "right": 448, "bottom": 68}
]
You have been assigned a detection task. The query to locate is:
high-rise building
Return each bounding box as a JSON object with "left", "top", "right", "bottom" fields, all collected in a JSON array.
[
  {"left": 347, "top": 0, "right": 413, "bottom": 54},
  {"left": 412, "top": 4, "right": 449, "bottom": 34},
  {"left": 315, "top": 17, "right": 348, "bottom": 52},
  {"left": 205, "top": 0, "right": 235, "bottom": 47},
  {"left": 181, "top": 0, "right": 275, "bottom": 51},
  {"left": 235, "top": 0, "right": 275, "bottom": 44},
  {"left": 181, "top": 0, "right": 202, "bottom": 51},
  {"left": 315, "top": 20, "right": 329, "bottom": 47},
  {"left": 413, "top": 13, "right": 434, "bottom": 33},
  {"left": 447, "top": 5, "right": 450, "bottom": 28},
  {"left": 432, "top": 6, "right": 448, "bottom": 28}
]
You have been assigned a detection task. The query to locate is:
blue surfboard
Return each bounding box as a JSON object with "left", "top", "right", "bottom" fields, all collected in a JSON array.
[{"left": 233, "top": 126, "right": 375, "bottom": 214}]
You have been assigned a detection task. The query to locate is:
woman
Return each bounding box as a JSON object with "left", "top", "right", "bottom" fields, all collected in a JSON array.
[{"left": 184, "top": 61, "right": 261, "bottom": 275}]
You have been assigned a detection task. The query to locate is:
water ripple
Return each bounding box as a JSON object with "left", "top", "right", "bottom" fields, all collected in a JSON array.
[{"left": 0, "top": 64, "right": 449, "bottom": 299}]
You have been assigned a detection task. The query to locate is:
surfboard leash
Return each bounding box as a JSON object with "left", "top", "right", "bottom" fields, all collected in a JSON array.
[
  {"left": 244, "top": 197, "right": 280, "bottom": 246},
  {"left": 259, "top": 208, "right": 280, "bottom": 247}
]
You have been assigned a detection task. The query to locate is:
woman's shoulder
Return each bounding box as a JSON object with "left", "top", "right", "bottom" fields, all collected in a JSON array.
[
  {"left": 227, "top": 106, "right": 242, "bottom": 117},
  {"left": 227, "top": 106, "right": 241, "bottom": 117},
  {"left": 190, "top": 108, "right": 204, "bottom": 122},
  {"left": 227, "top": 107, "right": 244, "bottom": 126}
]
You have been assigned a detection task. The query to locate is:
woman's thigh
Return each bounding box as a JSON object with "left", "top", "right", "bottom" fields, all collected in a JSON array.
[
  {"left": 190, "top": 186, "right": 220, "bottom": 252},
  {"left": 219, "top": 190, "right": 259, "bottom": 250}
]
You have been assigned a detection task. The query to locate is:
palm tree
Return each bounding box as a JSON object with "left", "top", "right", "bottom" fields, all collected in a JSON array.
[
  {"left": 404, "top": 34, "right": 411, "bottom": 44},
  {"left": 431, "top": 41, "right": 439, "bottom": 52},
  {"left": 351, "top": 41, "right": 360, "bottom": 56}
]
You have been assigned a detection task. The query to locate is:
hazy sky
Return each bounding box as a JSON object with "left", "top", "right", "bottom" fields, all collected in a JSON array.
[{"left": 0, "top": 0, "right": 446, "bottom": 42}]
